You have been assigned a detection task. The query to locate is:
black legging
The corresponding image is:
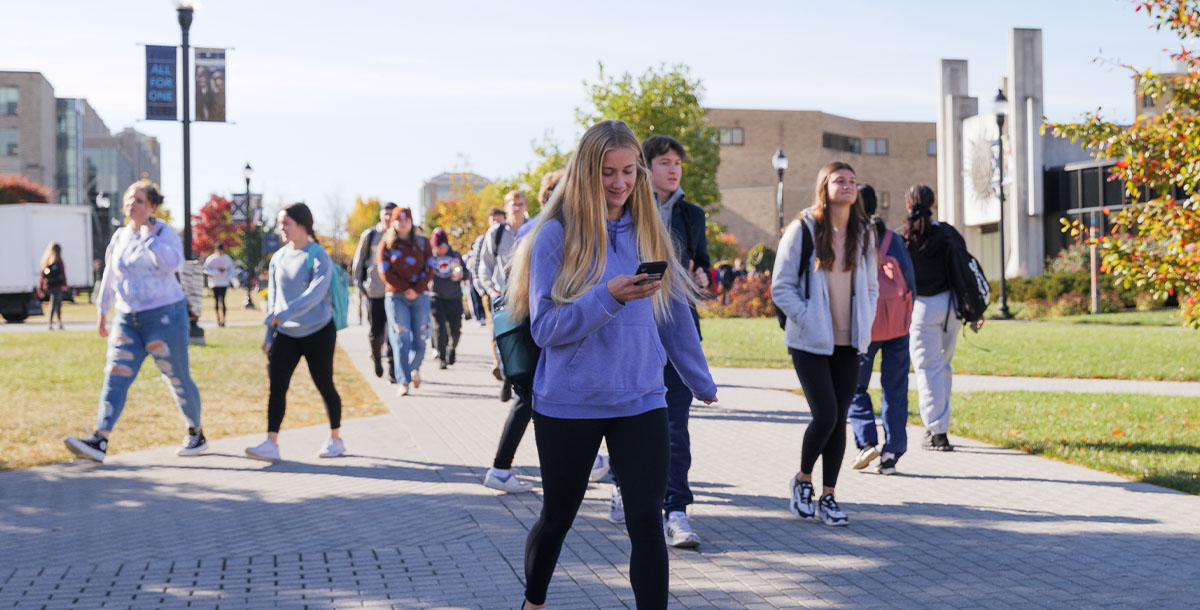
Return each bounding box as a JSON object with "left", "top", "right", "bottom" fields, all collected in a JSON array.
[
  {"left": 212, "top": 286, "right": 227, "bottom": 319},
  {"left": 267, "top": 321, "right": 341, "bottom": 433},
  {"left": 491, "top": 380, "right": 531, "bottom": 469},
  {"left": 791, "top": 346, "right": 860, "bottom": 488},
  {"left": 430, "top": 296, "right": 462, "bottom": 362},
  {"left": 525, "top": 409, "right": 669, "bottom": 608}
]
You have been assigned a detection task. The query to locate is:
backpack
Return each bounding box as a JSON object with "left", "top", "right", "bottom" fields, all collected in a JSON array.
[
  {"left": 871, "top": 229, "right": 914, "bottom": 342},
  {"left": 302, "top": 243, "right": 349, "bottom": 330},
  {"left": 941, "top": 224, "right": 990, "bottom": 324},
  {"left": 774, "top": 221, "right": 814, "bottom": 330},
  {"left": 719, "top": 265, "right": 735, "bottom": 291}
]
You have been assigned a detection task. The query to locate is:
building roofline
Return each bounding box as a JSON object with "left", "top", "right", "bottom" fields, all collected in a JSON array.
[{"left": 704, "top": 107, "right": 933, "bottom": 126}]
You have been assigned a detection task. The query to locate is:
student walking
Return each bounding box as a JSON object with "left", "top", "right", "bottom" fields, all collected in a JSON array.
[
  {"left": 847, "top": 185, "right": 915, "bottom": 475},
  {"left": 203, "top": 243, "right": 236, "bottom": 326},
  {"left": 478, "top": 191, "right": 528, "bottom": 402},
  {"left": 351, "top": 201, "right": 397, "bottom": 383},
  {"left": 39, "top": 242, "right": 68, "bottom": 330},
  {"left": 245, "top": 203, "right": 345, "bottom": 462},
  {"left": 505, "top": 120, "right": 717, "bottom": 610},
  {"left": 903, "top": 185, "right": 981, "bottom": 452},
  {"left": 377, "top": 206, "right": 432, "bottom": 396},
  {"left": 771, "top": 161, "right": 878, "bottom": 527},
  {"left": 64, "top": 180, "right": 206, "bottom": 463},
  {"left": 428, "top": 228, "right": 464, "bottom": 369},
  {"left": 605, "top": 135, "right": 711, "bottom": 548}
]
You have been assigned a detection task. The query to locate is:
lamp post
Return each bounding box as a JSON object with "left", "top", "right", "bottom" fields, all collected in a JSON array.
[
  {"left": 772, "top": 148, "right": 788, "bottom": 237},
  {"left": 993, "top": 88, "right": 1012, "bottom": 319},
  {"left": 94, "top": 191, "right": 111, "bottom": 276},
  {"left": 242, "top": 162, "right": 256, "bottom": 309},
  {"left": 178, "top": 2, "right": 194, "bottom": 260}
]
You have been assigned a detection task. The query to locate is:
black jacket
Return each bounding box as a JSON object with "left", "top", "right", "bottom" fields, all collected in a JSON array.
[{"left": 667, "top": 198, "right": 710, "bottom": 337}]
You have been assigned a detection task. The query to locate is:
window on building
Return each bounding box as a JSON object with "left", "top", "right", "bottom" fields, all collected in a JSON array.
[
  {"left": 0, "top": 130, "right": 17, "bottom": 156},
  {"left": 0, "top": 86, "right": 16, "bottom": 115},
  {"left": 822, "top": 132, "right": 861, "bottom": 154},
  {"left": 879, "top": 192, "right": 890, "bottom": 209},
  {"left": 927, "top": 139, "right": 937, "bottom": 157},
  {"left": 1141, "top": 93, "right": 1155, "bottom": 109},
  {"left": 718, "top": 127, "right": 744, "bottom": 146},
  {"left": 864, "top": 138, "right": 888, "bottom": 155}
]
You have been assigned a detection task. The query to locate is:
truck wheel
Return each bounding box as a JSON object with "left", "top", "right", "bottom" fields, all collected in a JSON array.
[{"left": 2, "top": 311, "right": 29, "bottom": 323}]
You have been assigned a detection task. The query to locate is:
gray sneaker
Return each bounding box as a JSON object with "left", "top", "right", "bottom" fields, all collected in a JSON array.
[
  {"left": 608, "top": 484, "right": 626, "bottom": 524},
  {"left": 664, "top": 511, "right": 701, "bottom": 549},
  {"left": 483, "top": 468, "right": 534, "bottom": 493},
  {"left": 817, "top": 494, "right": 849, "bottom": 526},
  {"left": 788, "top": 477, "right": 816, "bottom": 521}
]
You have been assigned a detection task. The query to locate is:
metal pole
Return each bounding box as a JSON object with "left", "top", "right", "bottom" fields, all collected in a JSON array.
[
  {"left": 996, "top": 115, "right": 1011, "bottom": 319},
  {"left": 244, "top": 174, "right": 255, "bottom": 308},
  {"left": 1090, "top": 210, "right": 1100, "bottom": 314},
  {"left": 178, "top": 7, "right": 194, "bottom": 260},
  {"left": 775, "top": 169, "right": 785, "bottom": 236}
]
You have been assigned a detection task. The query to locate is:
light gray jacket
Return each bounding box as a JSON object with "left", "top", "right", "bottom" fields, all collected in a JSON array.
[{"left": 771, "top": 213, "right": 879, "bottom": 355}]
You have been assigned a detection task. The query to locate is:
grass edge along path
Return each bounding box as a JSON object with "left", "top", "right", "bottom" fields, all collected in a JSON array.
[
  {"left": 849, "top": 388, "right": 1200, "bottom": 495},
  {"left": 1, "top": 326, "right": 385, "bottom": 470},
  {"left": 702, "top": 317, "right": 1200, "bottom": 381}
]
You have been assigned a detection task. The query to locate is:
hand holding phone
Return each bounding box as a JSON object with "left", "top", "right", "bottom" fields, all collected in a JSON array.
[{"left": 633, "top": 261, "right": 668, "bottom": 286}]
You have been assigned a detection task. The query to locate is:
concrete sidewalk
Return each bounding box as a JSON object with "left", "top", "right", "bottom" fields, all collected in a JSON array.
[{"left": 1, "top": 322, "right": 1198, "bottom": 608}]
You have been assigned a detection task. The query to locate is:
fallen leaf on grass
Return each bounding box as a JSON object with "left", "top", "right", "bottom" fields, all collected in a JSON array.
[{"left": 1112, "top": 427, "right": 1126, "bottom": 437}]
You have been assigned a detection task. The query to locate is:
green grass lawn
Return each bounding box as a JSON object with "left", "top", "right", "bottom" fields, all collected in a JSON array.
[
  {"left": 851, "top": 388, "right": 1200, "bottom": 495},
  {"left": 0, "top": 326, "right": 385, "bottom": 470},
  {"left": 702, "top": 317, "right": 1200, "bottom": 381},
  {"left": 1047, "top": 309, "right": 1181, "bottom": 326}
]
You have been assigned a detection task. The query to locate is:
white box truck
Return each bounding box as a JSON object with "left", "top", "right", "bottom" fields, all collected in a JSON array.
[{"left": 0, "top": 203, "right": 94, "bottom": 322}]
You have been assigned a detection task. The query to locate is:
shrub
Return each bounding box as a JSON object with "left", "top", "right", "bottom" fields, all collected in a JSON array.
[
  {"left": 1049, "top": 293, "right": 1091, "bottom": 317},
  {"left": 1045, "top": 241, "right": 1090, "bottom": 273},
  {"left": 699, "top": 275, "right": 774, "bottom": 318},
  {"left": 1017, "top": 300, "right": 1051, "bottom": 320},
  {"left": 994, "top": 271, "right": 1139, "bottom": 309},
  {"left": 746, "top": 243, "right": 775, "bottom": 275},
  {"left": 1136, "top": 292, "right": 1160, "bottom": 311},
  {"left": 0, "top": 175, "right": 53, "bottom": 204}
]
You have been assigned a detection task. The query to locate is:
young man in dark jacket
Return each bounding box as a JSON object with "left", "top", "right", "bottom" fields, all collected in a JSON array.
[
  {"left": 428, "top": 228, "right": 465, "bottom": 369},
  {"left": 350, "top": 202, "right": 397, "bottom": 383},
  {"left": 609, "top": 135, "right": 711, "bottom": 547}
]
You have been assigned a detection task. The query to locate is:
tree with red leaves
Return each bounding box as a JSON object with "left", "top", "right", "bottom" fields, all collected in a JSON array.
[
  {"left": 192, "top": 194, "right": 242, "bottom": 256},
  {"left": 0, "top": 174, "right": 53, "bottom": 204}
]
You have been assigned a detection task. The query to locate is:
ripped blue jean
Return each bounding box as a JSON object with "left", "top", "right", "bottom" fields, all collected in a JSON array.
[
  {"left": 96, "top": 298, "right": 202, "bottom": 432},
  {"left": 385, "top": 291, "right": 430, "bottom": 384}
]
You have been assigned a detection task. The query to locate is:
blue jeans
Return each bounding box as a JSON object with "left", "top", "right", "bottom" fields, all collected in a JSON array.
[
  {"left": 96, "top": 298, "right": 202, "bottom": 432},
  {"left": 611, "top": 361, "right": 694, "bottom": 516},
  {"left": 847, "top": 334, "right": 910, "bottom": 457},
  {"left": 385, "top": 292, "right": 430, "bottom": 384}
]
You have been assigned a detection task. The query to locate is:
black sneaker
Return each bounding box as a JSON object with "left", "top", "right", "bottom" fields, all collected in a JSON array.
[
  {"left": 64, "top": 433, "right": 107, "bottom": 463},
  {"left": 447, "top": 350, "right": 456, "bottom": 365},
  {"left": 439, "top": 359, "right": 448, "bottom": 370},
  {"left": 499, "top": 380, "right": 512, "bottom": 402},
  {"left": 817, "top": 494, "right": 849, "bottom": 526},
  {"left": 177, "top": 427, "right": 208, "bottom": 456},
  {"left": 877, "top": 455, "right": 898, "bottom": 475},
  {"left": 922, "top": 431, "right": 955, "bottom": 452}
]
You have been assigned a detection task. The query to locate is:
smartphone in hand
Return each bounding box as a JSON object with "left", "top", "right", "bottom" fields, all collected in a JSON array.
[{"left": 634, "top": 261, "right": 668, "bottom": 286}]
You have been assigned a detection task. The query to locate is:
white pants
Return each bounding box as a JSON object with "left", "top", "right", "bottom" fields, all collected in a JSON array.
[{"left": 909, "top": 291, "right": 960, "bottom": 434}]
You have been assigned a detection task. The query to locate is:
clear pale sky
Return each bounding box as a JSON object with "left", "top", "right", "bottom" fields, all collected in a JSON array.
[{"left": 1, "top": 0, "right": 1180, "bottom": 232}]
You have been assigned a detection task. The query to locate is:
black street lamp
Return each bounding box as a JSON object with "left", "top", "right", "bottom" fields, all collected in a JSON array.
[
  {"left": 994, "top": 88, "right": 1012, "bottom": 319},
  {"left": 242, "top": 162, "right": 256, "bottom": 309},
  {"left": 94, "top": 191, "right": 111, "bottom": 268},
  {"left": 178, "top": 2, "right": 195, "bottom": 260},
  {"left": 772, "top": 148, "right": 788, "bottom": 237}
]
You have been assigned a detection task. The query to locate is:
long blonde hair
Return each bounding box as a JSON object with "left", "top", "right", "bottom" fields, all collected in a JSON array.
[
  {"left": 505, "top": 119, "right": 694, "bottom": 322},
  {"left": 40, "top": 242, "right": 62, "bottom": 271}
]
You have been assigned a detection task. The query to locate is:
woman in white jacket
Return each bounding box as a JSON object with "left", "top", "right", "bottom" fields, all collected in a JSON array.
[{"left": 771, "top": 161, "right": 878, "bottom": 526}]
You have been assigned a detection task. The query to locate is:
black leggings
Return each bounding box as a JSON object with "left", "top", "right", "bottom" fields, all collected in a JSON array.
[
  {"left": 491, "top": 380, "right": 531, "bottom": 469},
  {"left": 525, "top": 409, "right": 669, "bottom": 608},
  {"left": 212, "top": 287, "right": 227, "bottom": 318},
  {"left": 268, "top": 321, "right": 341, "bottom": 433},
  {"left": 791, "top": 346, "right": 860, "bottom": 489}
]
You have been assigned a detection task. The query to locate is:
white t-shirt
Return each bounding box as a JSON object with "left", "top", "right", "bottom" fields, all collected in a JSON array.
[{"left": 204, "top": 253, "right": 236, "bottom": 288}]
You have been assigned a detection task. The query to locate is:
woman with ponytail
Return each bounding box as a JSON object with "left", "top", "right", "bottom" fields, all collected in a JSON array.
[
  {"left": 506, "top": 120, "right": 717, "bottom": 610},
  {"left": 246, "top": 202, "right": 345, "bottom": 462},
  {"left": 903, "top": 185, "right": 975, "bottom": 452},
  {"left": 771, "top": 161, "right": 878, "bottom": 527}
]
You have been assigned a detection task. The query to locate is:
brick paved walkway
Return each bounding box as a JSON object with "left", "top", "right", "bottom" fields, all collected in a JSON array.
[{"left": 1, "top": 323, "right": 1197, "bottom": 609}]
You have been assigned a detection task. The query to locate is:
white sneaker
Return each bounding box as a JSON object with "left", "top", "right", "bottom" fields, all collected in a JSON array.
[
  {"left": 851, "top": 445, "right": 879, "bottom": 470},
  {"left": 589, "top": 454, "right": 610, "bottom": 482},
  {"left": 665, "top": 511, "right": 701, "bottom": 549},
  {"left": 608, "top": 485, "right": 626, "bottom": 524},
  {"left": 483, "top": 467, "right": 534, "bottom": 493},
  {"left": 245, "top": 439, "right": 281, "bottom": 463},
  {"left": 317, "top": 437, "right": 345, "bottom": 458},
  {"left": 397, "top": 383, "right": 410, "bottom": 397}
]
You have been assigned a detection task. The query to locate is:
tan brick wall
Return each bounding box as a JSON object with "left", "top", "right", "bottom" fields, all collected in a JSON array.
[{"left": 706, "top": 108, "right": 937, "bottom": 252}]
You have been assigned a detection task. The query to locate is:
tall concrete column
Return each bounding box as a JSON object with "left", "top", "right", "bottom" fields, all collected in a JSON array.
[
  {"left": 936, "top": 59, "right": 980, "bottom": 253},
  {"left": 1008, "top": 28, "right": 1045, "bottom": 277}
]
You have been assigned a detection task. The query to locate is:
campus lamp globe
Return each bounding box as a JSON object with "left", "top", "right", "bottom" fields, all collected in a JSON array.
[
  {"left": 993, "top": 88, "right": 1009, "bottom": 124},
  {"left": 771, "top": 148, "right": 788, "bottom": 173},
  {"left": 243, "top": 162, "right": 253, "bottom": 182}
]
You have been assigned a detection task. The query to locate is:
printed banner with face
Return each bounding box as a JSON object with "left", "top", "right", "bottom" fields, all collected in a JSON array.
[
  {"left": 145, "top": 45, "right": 177, "bottom": 120},
  {"left": 195, "top": 48, "right": 226, "bottom": 122}
]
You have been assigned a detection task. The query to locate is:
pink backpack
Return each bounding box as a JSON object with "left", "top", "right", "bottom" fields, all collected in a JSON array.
[{"left": 871, "top": 229, "right": 914, "bottom": 342}]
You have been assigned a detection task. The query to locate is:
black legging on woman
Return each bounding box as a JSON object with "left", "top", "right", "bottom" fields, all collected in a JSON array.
[
  {"left": 267, "top": 320, "right": 342, "bottom": 432},
  {"left": 525, "top": 408, "right": 669, "bottom": 609},
  {"left": 791, "top": 346, "right": 860, "bottom": 487}
]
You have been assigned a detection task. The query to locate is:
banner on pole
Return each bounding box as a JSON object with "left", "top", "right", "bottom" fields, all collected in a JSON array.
[
  {"left": 195, "top": 48, "right": 226, "bottom": 122},
  {"left": 145, "top": 45, "right": 177, "bottom": 120},
  {"left": 231, "top": 193, "right": 262, "bottom": 224}
]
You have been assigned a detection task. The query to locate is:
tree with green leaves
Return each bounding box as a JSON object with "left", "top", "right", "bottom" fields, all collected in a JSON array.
[
  {"left": 576, "top": 63, "right": 721, "bottom": 211},
  {"left": 1049, "top": 0, "right": 1200, "bottom": 328}
]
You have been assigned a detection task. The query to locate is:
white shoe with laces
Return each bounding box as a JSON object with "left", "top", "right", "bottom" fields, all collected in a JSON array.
[
  {"left": 317, "top": 437, "right": 345, "bottom": 458},
  {"left": 589, "top": 454, "right": 610, "bottom": 482},
  {"left": 608, "top": 484, "right": 625, "bottom": 524},
  {"left": 483, "top": 467, "right": 534, "bottom": 493},
  {"left": 245, "top": 439, "right": 281, "bottom": 463},
  {"left": 664, "top": 511, "right": 701, "bottom": 549}
]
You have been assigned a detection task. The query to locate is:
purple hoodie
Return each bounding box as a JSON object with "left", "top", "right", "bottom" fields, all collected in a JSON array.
[{"left": 528, "top": 209, "right": 717, "bottom": 419}]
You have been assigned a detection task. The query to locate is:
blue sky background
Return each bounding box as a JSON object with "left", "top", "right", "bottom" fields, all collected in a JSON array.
[{"left": 1, "top": 0, "right": 1182, "bottom": 231}]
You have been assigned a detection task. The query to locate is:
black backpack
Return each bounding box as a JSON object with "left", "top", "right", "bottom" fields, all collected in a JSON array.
[
  {"left": 941, "top": 224, "right": 990, "bottom": 323},
  {"left": 774, "top": 221, "right": 813, "bottom": 330}
]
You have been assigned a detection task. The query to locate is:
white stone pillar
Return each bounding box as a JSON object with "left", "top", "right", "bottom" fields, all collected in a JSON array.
[{"left": 1008, "top": 28, "right": 1045, "bottom": 277}]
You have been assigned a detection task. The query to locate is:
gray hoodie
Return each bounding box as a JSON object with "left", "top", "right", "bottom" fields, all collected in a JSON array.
[{"left": 771, "top": 213, "right": 878, "bottom": 355}]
